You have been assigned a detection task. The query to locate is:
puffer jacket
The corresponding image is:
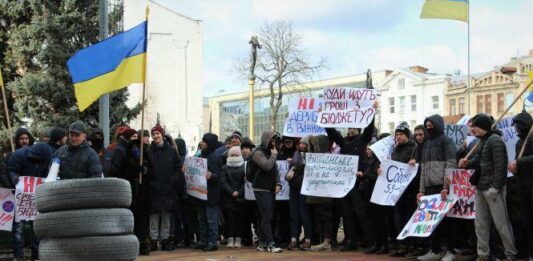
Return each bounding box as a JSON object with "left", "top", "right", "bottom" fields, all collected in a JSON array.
[
  {"left": 392, "top": 140, "right": 417, "bottom": 195},
  {"left": 54, "top": 141, "right": 103, "bottom": 179},
  {"left": 419, "top": 115, "right": 457, "bottom": 193},
  {"left": 466, "top": 132, "right": 508, "bottom": 190}
]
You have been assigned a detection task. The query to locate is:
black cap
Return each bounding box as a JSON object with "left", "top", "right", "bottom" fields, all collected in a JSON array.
[
  {"left": 472, "top": 114, "right": 493, "bottom": 132},
  {"left": 69, "top": 121, "right": 87, "bottom": 134}
]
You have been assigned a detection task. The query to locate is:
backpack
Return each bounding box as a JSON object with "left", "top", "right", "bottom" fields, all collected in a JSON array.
[{"left": 245, "top": 150, "right": 259, "bottom": 184}]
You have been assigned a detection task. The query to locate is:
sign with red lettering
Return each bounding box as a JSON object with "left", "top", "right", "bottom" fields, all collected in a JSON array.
[
  {"left": 317, "top": 87, "right": 377, "bottom": 128},
  {"left": 446, "top": 169, "right": 476, "bottom": 219},
  {"left": 184, "top": 157, "right": 208, "bottom": 200},
  {"left": 283, "top": 97, "right": 326, "bottom": 137},
  {"left": 0, "top": 188, "right": 15, "bottom": 231},
  {"left": 397, "top": 194, "right": 457, "bottom": 239},
  {"left": 15, "top": 176, "right": 43, "bottom": 222}
]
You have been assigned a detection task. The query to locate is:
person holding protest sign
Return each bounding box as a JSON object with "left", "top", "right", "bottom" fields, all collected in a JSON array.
[
  {"left": 147, "top": 124, "right": 182, "bottom": 252},
  {"left": 286, "top": 135, "right": 312, "bottom": 251},
  {"left": 459, "top": 113, "right": 517, "bottom": 261},
  {"left": 324, "top": 117, "right": 376, "bottom": 251},
  {"left": 274, "top": 136, "right": 296, "bottom": 248},
  {"left": 508, "top": 111, "right": 533, "bottom": 260},
  {"left": 8, "top": 143, "right": 52, "bottom": 261},
  {"left": 248, "top": 130, "right": 283, "bottom": 253},
  {"left": 416, "top": 115, "right": 457, "bottom": 261},
  {"left": 220, "top": 146, "right": 246, "bottom": 248}
]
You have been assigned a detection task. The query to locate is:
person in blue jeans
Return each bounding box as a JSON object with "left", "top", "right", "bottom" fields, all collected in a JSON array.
[{"left": 194, "top": 133, "right": 222, "bottom": 251}]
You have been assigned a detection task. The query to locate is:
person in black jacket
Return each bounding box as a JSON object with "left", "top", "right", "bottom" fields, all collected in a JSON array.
[
  {"left": 363, "top": 145, "right": 385, "bottom": 254},
  {"left": 460, "top": 114, "right": 517, "bottom": 261},
  {"left": 325, "top": 118, "right": 375, "bottom": 251},
  {"left": 509, "top": 111, "right": 533, "bottom": 261},
  {"left": 47, "top": 127, "right": 67, "bottom": 154},
  {"left": 194, "top": 133, "right": 222, "bottom": 252},
  {"left": 8, "top": 143, "right": 52, "bottom": 261},
  {"left": 220, "top": 146, "right": 246, "bottom": 248},
  {"left": 147, "top": 124, "right": 182, "bottom": 252}
]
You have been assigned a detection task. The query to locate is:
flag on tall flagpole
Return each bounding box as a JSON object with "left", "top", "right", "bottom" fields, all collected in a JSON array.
[
  {"left": 421, "top": 0, "right": 469, "bottom": 22},
  {"left": 67, "top": 21, "right": 147, "bottom": 111}
]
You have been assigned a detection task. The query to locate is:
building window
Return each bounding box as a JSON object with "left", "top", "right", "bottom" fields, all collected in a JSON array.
[
  {"left": 399, "top": 96, "right": 406, "bottom": 113},
  {"left": 398, "top": 78, "right": 405, "bottom": 89},
  {"left": 476, "top": 95, "right": 483, "bottom": 113},
  {"left": 458, "top": 97, "right": 465, "bottom": 114},
  {"left": 432, "top": 96, "right": 439, "bottom": 110},
  {"left": 389, "top": 122, "right": 395, "bottom": 133},
  {"left": 410, "top": 95, "right": 416, "bottom": 111},
  {"left": 485, "top": 94, "right": 492, "bottom": 114},
  {"left": 497, "top": 93, "right": 504, "bottom": 113},
  {"left": 389, "top": 97, "right": 395, "bottom": 114},
  {"left": 449, "top": 98, "right": 456, "bottom": 115},
  {"left": 505, "top": 92, "right": 514, "bottom": 107}
]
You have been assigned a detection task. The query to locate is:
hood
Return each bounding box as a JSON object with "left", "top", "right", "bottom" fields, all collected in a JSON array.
[
  {"left": 424, "top": 114, "right": 445, "bottom": 139},
  {"left": 27, "top": 143, "right": 53, "bottom": 162},
  {"left": 310, "top": 135, "right": 332, "bottom": 153},
  {"left": 513, "top": 111, "right": 533, "bottom": 138},
  {"left": 15, "top": 127, "right": 34, "bottom": 149},
  {"left": 259, "top": 130, "right": 278, "bottom": 150},
  {"left": 201, "top": 133, "right": 219, "bottom": 156}
]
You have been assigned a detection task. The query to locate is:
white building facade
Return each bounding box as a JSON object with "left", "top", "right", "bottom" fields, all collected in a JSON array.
[
  {"left": 124, "top": 0, "right": 203, "bottom": 152},
  {"left": 378, "top": 66, "right": 447, "bottom": 134}
]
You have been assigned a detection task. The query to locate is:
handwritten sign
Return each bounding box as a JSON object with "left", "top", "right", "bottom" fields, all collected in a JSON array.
[
  {"left": 495, "top": 116, "right": 514, "bottom": 130},
  {"left": 397, "top": 194, "right": 457, "bottom": 239},
  {"left": 446, "top": 169, "right": 476, "bottom": 219},
  {"left": 317, "top": 87, "right": 377, "bottom": 128},
  {"left": 301, "top": 153, "right": 358, "bottom": 198},
  {"left": 445, "top": 124, "right": 468, "bottom": 148},
  {"left": 245, "top": 160, "right": 290, "bottom": 200},
  {"left": 501, "top": 126, "right": 519, "bottom": 177},
  {"left": 369, "top": 136, "right": 395, "bottom": 162},
  {"left": 15, "top": 176, "right": 43, "bottom": 222},
  {"left": 0, "top": 188, "right": 15, "bottom": 231},
  {"left": 283, "top": 97, "right": 326, "bottom": 137},
  {"left": 371, "top": 159, "right": 419, "bottom": 206},
  {"left": 184, "top": 157, "right": 208, "bottom": 200}
]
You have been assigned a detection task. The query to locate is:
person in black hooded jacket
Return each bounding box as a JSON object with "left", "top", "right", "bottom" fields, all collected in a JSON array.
[
  {"left": 47, "top": 127, "right": 67, "bottom": 154},
  {"left": 509, "top": 111, "right": 533, "bottom": 260}
]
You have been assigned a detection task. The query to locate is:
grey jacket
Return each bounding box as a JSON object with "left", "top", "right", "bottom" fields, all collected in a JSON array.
[
  {"left": 251, "top": 131, "right": 281, "bottom": 192},
  {"left": 54, "top": 141, "right": 103, "bottom": 179},
  {"left": 466, "top": 132, "right": 508, "bottom": 190},
  {"left": 420, "top": 115, "right": 457, "bottom": 193}
]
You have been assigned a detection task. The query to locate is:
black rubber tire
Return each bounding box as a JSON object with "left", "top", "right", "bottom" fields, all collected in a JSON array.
[
  {"left": 34, "top": 208, "right": 134, "bottom": 239},
  {"left": 35, "top": 178, "right": 132, "bottom": 213},
  {"left": 39, "top": 235, "right": 139, "bottom": 261}
]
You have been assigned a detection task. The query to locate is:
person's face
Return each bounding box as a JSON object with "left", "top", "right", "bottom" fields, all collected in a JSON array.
[
  {"left": 229, "top": 150, "right": 241, "bottom": 157},
  {"left": 270, "top": 137, "right": 278, "bottom": 148},
  {"left": 414, "top": 129, "right": 425, "bottom": 144},
  {"left": 200, "top": 140, "right": 208, "bottom": 150},
  {"left": 283, "top": 139, "right": 294, "bottom": 149},
  {"left": 231, "top": 136, "right": 241, "bottom": 147},
  {"left": 425, "top": 121, "right": 434, "bottom": 134},
  {"left": 467, "top": 121, "right": 474, "bottom": 135},
  {"left": 142, "top": 135, "right": 150, "bottom": 144},
  {"left": 69, "top": 132, "right": 86, "bottom": 146},
  {"left": 298, "top": 142, "right": 307, "bottom": 152},
  {"left": 366, "top": 148, "right": 374, "bottom": 158},
  {"left": 472, "top": 126, "right": 487, "bottom": 137},
  {"left": 225, "top": 142, "right": 231, "bottom": 148},
  {"left": 130, "top": 133, "right": 138, "bottom": 141},
  {"left": 18, "top": 134, "right": 30, "bottom": 147},
  {"left": 94, "top": 133, "right": 103, "bottom": 140},
  {"left": 242, "top": 147, "right": 252, "bottom": 158},
  {"left": 348, "top": 128, "right": 358, "bottom": 137},
  {"left": 395, "top": 132, "right": 408, "bottom": 144},
  {"left": 152, "top": 131, "right": 163, "bottom": 144}
]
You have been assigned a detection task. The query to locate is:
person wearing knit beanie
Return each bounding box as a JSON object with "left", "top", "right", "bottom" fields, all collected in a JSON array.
[
  {"left": 121, "top": 128, "right": 138, "bottom": 141},
  {"left": 231, "top": 131, "right": 243, "bottom": 146},
  {"left": 472, "top": 113, "right": 493, "bottom": 132},
  {"left": 394, "top": 121, "right": 411, "bottom": 138},
  {"left": 151, "top": 124, "right": 165, "bottom": 136}
]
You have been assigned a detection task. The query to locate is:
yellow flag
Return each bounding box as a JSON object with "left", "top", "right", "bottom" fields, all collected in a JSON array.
[{"left": 529, "top": 71, "right": 533, "bottom": 80}]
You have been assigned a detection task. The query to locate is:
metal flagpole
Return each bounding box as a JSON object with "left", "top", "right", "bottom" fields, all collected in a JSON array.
[
  {"left": 99, "top": 0, "right": 110, "bottom": 148},
  {"left": 139, "top": 6, "right": 149, "bottom": 184},
  {"left": 467, "top": 0, "right": 471, "bottom": 115}
]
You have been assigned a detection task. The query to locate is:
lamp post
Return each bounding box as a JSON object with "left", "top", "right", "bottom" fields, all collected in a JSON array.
[{"left": 248, "top": 36, "right": 261, "bottom": 142}]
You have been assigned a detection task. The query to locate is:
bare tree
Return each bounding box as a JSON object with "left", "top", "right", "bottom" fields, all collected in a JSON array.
[{"left": 236, "top": 21, "right": 326, "bottom": 131}]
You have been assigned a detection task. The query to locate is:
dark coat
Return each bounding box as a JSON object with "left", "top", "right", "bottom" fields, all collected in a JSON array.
[
  {"left": 200, "top": 133, "right": 222, "bottom": 207},
  {"left": 391, "top": 140, "right": 417, "bottom": 197},
  {"left": 325, "top": 119, "right": 374, "bottom": 172},
  {"left": 513, "top": 112, "right": 533, "bottom": 187},
  {"left": 288, "top": 151, "right": 306, "bottom": 193},
  {"left": 6, "top": 143, "right": 52, "bottom": 187},
  {"left": 220, "top": 164, "right": 245, "bottom": 210},
  {"left": 147, "top": 140, "right": 182, "bottom": 212},
  {"left": 466, "top": 132, "right": 508, "bottom": 190},
  {"left": 359, "top": 153, "right": 380, "bottom": 201},
  {"left": 54, "top": 141, "right": 103, "bottom": 179}
]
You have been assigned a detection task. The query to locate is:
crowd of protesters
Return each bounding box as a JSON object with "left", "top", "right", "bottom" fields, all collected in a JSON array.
[{"left": 1, "top": 109, "right": 533, "bottom": 261}]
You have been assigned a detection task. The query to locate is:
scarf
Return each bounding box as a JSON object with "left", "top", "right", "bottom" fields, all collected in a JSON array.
[{"left": 227, "top": 156, "right": 244, "bottom": 167}]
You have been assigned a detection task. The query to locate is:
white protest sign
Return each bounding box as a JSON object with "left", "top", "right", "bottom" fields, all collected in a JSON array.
[
  {"left": 15, "top": 176, "right": 43, "bottom": 222},
  {"left": 370, "top": 159, "right": 419, "bottom": 206},
  {"left": 0, "top": 188, "right": 15, "bottom": 231},
  {"left": 245, "top": 160, "right": 290, "bottom": 200},
  {"left": 501, "top": 126, "right": 519, "bottom": 177},
  {"left": 397, "top": 194, "right": 457, "bottom": 239},
  {"left": 283, "top": 97, "right": 326, "bottom": 137},
  {"left": 301, "top": 153, "right": 358, "bottom": 198},
  {"left": 445, "top": 124, "right": 468, "bottom": 148},
  {"left": 446, "top": 169, "right": 476, "bottom": 219},
  {"left": 369, "top": 136, "right": 395, "bottom": 162},
  {"left": 457, "top": 115, "right": 471, "bottom": 125},
  {"left": 495, "top": 116, "right": 514, "bottom": 130},
  {"left": 184, "top": 157, "right": 208, "bottom": 200},
  {"left": 317, "top": 87, "right": 377, "bottom": 128},
  {"left": 466, "top": 136, "right": 476, "bottom": 146}
]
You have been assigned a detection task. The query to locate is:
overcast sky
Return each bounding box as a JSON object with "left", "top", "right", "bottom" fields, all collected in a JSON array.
[{"left": 157, "top": 0, "right": 533, "bottom": 96}]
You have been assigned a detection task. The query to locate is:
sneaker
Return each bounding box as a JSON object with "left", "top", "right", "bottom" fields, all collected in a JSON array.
[
  {"left": 162, "top": 240, "right": 175, "bottom": 251},
  {"left": 139, "top": 241, "right": 151, "bottom": 256},
  {"left": 227, "top": 238, "right": 234, "bottom": 248},
  {"left": 234, "top": 238, "right": 242, "bottom": 248},
  {"left": 287, "top": 240, "right": 298, "bottom": 251},
  {"left": 374, "top": 245, "right": 388, "bottom": 255},
  {"left": 203, "top": 245, "right": 218, "bottom": 251},
  {"left": 191, "top": 242, "right": 207, "bottom": 249},
  {"left": 311, "top": 242, "right": 332, "bottom": 252},
  {"left": 256, "top": 243, "right": 266, "bottom": 252},
  {"left": 150, "top": 240, "right": 158, "bottom": 251},
  {"left": 266, "top": 243, "right": 283, "bottom": 253},
  {"left": 441, "top": 251, "right": 455, "bottom": 261},
  {"left": 300, "top": 241, "right": 311, "bottom": 251},
  {"left": 406, "top": 248, "right": 426, "bottom": 259},
  {"left": 391, "top": 248, "right": 408, "bottom": 257},
  {"left": 418, "top": 250, "right": 441, "bottom": 261},
  {"left": 340, "top": 240, "right": 358, "bottom": 252}
]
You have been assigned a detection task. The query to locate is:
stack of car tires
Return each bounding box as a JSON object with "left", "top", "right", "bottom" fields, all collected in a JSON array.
[{"left": 34, "top": 178, "right": 139, "bottom": 261}]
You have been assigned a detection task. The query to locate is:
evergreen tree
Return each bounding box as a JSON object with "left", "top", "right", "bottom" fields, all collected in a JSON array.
[{"left": 1, "top": 0, "right": 140, "bottom": 147}]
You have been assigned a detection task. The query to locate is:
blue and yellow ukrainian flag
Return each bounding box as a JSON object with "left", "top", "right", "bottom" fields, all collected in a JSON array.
[
  {"left": 421, "top": 0, "right": 469, "bottom": 22},
  {"left": 67, "top": 21, "right": 147, "bottom": 111}
]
